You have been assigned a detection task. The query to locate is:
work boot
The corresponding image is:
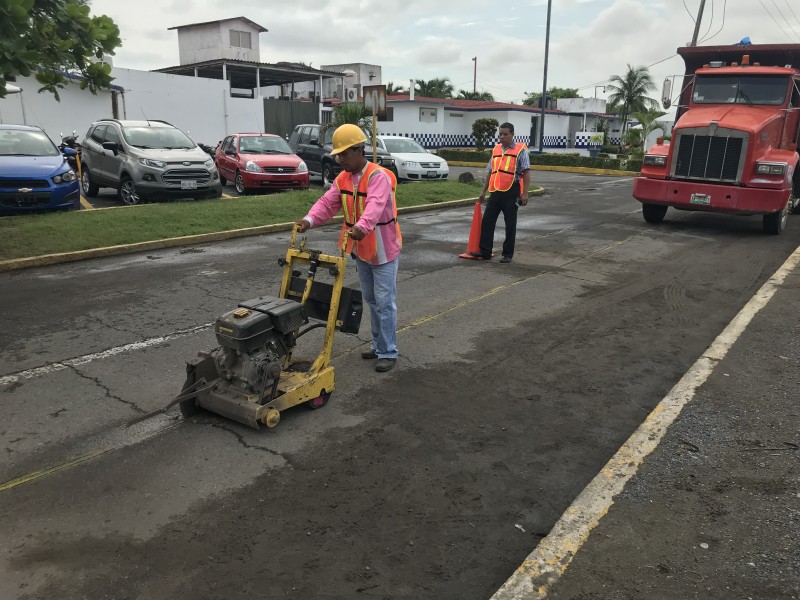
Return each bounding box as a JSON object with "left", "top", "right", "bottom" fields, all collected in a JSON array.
[
  {"left": 375, "top": 358, "right": 396, "bottom": 372},
  {"left": 361, "top": 349, "right": 377, "bottom": 359}
]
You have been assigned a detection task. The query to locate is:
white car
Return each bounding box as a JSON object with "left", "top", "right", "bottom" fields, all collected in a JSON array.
[{"left": 375, "top": 136, "right": 449, "bottom": 181}]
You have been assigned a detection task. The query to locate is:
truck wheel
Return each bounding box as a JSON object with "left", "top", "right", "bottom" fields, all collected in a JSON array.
[
  {"left": 642, "top": 203, "right": 667, "bottom": 224},
  {"left": 322, "top": 162, "right": 335, "bottom": 187},
  {"left": 763, "top": 201, "right": 789, "bottom": 235}
]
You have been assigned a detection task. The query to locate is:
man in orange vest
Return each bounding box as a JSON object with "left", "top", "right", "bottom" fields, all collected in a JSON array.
[
  {"left": 296, "top": 124, "right": 402, "bottom": 373},
  {"left": 470, "top": 122, "right": 530, "bottom": 263}
]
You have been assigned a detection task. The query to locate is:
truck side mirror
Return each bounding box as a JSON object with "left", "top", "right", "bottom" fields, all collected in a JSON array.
[{"left": 662, "top": 78, "right": 672, "bottom": 109}]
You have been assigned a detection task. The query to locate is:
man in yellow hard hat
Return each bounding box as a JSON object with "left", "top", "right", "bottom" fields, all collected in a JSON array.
[{"left": 296, "top": 124, "right": 403, "bottom": 373}]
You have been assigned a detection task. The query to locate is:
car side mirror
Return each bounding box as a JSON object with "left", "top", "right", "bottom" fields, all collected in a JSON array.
[
  {"left": 101, "top": 141, "right": 118, "bottom": 155},
  {"left": 225, "top": 149, "right": 236, "bottom": 156},
  {"left": 308, "top": 138, "right": 319, "bottom": 146}
]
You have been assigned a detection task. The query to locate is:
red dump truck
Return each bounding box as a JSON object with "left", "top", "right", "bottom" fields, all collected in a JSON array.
[{"left": 633, "top": 43, "right": 800, "bottom": 234}]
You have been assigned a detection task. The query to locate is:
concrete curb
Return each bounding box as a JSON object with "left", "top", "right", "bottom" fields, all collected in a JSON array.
[
  {"left": 0, "top": 189, "right": 545, "bottom": 273},
  {"left": 447, "top": 161, "right": 639, "bottom": 177}
]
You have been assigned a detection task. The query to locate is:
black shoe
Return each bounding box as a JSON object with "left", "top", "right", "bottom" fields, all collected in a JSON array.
[
  {"left": 375, "top": 358, "right": 397, "bottom": 372},
  {"left": 361, "top": 349, "right": 377, "bottom": 359},
  {"left": 469, "top": 251, "right": 491, "bottom": 260},
  {"left": 499, "top": 255, "right": 512, "bottom": 263}
]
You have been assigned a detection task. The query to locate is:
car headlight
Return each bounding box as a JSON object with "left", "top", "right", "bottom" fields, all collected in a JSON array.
[
  {"left": 402, "top": 161, "right": 418, "bottom": 168},
  {"left": 245, "top": 160, "right": 262, "bottom": 173},
  {"left": 204, "top": 159, "right": 214, "bottom": 169},
  {"left": 139, "top": 158, "right": 167, "bottom": 169},
  {"left": 643, "top": 155, "right": 667, "bottom": 166},
  {"left": 52, "top": 170, "right": 77, "bottom": 184},
  {"left": 756, "top": 162, "right": 786, "bottom": 175},
  {"left": 297, "top": 161, "right": 308, "bottom": 173}
]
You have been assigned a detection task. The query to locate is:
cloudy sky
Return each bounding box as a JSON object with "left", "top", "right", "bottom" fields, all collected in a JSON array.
[{"left": 89, "top": 0, "right": 800, "bottom": 106}]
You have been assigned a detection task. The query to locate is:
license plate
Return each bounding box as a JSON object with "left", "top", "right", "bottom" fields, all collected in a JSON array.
[
  {"left": 180, "top": 180, "right": 197, "bottom": 190},
  {"left": 690, "top": 193, "right": 710, "bottom": 205},
  {"left": 427, "top": 171, "right": 437, "bottom": 177}
]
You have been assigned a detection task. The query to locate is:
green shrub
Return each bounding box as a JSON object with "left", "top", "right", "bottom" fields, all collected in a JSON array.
[{"left": 600, "top": 145, "right": 621, "bottom": 154}]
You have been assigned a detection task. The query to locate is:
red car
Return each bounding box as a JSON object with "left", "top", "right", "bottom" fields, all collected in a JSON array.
[{"left": 215, "top": 133, "right": 309, "bottom": 193}]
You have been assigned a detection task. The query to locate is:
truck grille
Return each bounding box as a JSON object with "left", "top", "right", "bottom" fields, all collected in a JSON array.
[
  {"left": 162, "top": 169, "right": 211, "bottom": 186},
  {"left": 673, "top": 133, "right": 745, "bottom": 182}
]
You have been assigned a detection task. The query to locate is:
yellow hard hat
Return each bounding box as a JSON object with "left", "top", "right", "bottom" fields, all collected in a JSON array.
[{"left": 330, "top": 124, "right": 367, "bottom": 156}]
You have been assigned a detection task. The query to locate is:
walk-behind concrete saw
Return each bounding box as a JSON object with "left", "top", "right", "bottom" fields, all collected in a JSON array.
[{"left": 176, "top": 227, "right": 362, "bottom": 429}]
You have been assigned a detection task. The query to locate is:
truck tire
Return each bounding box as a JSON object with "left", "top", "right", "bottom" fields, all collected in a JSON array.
[
  {"left": 642, "top": 203, "right": 668, "bottom": 224},
  {"left": 762, "top": 201, "right": 789, "bottom": 235}
]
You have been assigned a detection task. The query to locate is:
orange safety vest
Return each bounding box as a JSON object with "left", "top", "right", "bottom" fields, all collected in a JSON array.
[
  {"left": 335, "top": 162, "right": 402, "bottom": 261},
  {"left": 488, "top": 142, "right": 527, "bottom": 192}
]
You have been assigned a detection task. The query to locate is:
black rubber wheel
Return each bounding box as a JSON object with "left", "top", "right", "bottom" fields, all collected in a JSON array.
[
  {"left": 308, "top": 390, "right": 331, "bottom": 410},
  {"left": 642, "top": 203, "right": 667, "bottom": 224},
  {"left": 119, "top": 176, "right": 141, "bottom": 205},
  {"left": 763, "top": 201, "right": 789, "bottom": 235},
  {"left": 81, "top": 168, "right": 99, "bottom": 197},
  {"left": 235, "top": 171, "right": 247, "bottom": 195},
  {"left": 322, "top": 162, "right": 335, "bottom": 187}
]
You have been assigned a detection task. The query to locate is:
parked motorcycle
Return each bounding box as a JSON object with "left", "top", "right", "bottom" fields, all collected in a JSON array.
[{"left": 59, "top": 130, "right": 82, "bottom": 172}]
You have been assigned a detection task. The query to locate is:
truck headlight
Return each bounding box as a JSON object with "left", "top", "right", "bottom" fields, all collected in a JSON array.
[
  {"left": 643, "top": 155, "right": 667, "bottom": 166},
  {"left": 756, "top": 162, "right": 786, "bottom": 175},
  {"left": 245, "top": 161, "right": 262, "bottom": 173}
]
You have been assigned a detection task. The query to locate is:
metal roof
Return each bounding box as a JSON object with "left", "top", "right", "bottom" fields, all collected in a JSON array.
[
  {"left": 167, "top": 17, "right": 268, "bottom": 33},
  {"left": 154, "top": 59, "right": 345, "bottom": 89}
]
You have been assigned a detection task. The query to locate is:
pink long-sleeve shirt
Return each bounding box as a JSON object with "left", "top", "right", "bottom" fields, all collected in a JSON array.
[{"left": 303, "top": 164, "right": 401, "bottom": 265}]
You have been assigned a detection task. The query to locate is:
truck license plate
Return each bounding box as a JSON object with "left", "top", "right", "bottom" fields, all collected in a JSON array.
[
  {"left": 690, "top": 193, "right": 710, "bottom": 205},
  {"left": 181, "top": 180, "right": 198, "bottom": 190}
]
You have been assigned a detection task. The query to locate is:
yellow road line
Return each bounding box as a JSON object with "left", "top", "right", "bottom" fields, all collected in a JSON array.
[
  {"left": 490, "top": 242, "right": 800, "bottom": 600},
  {"left": 0, "top": 448, "right": 110, "bottom": 492},
  {"left": 79, "top": 195, "right": 94, "bottom": 210}
]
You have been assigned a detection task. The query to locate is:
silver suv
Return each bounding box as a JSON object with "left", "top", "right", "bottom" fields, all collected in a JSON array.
[{"left": 81, "top": 119, "right": 222, "bottom": 204}]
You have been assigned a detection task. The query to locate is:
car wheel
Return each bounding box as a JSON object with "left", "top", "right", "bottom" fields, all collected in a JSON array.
[
  {"left": 81, "top": 168, "right": 99, "bottom": 197},
  {"left": 763, "top": 200, "right": 789, "bottom": 235},
  {"left": 235, "top": 172, "right": 247, "bottom": 195},
  {"left": 119, "top": 176, "right": 141, "bottom": 205},
  {"left": 322, "top": 162, "right": 335, "bottom": 187},
  {"left": 642, "top": 203, "right": 667, "bottom": 224}
]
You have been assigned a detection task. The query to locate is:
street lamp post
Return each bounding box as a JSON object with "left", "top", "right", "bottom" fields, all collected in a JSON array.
[
  {"left": 594, "top": 85, "right": 606, "bottom": 98},
  {"left": 538, "top": 0, "right": 552, "bottom": 153}
]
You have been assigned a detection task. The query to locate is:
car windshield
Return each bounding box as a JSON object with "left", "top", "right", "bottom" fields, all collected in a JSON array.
[
  {"left": 383, "top": 138, "right": 427, "bottom": 154},
  {"left": 0, "top": 130, "right": 59, "bottom": 157},
  {"left": 692, "top": 75, "right": 790, "bottom": 105},
  {"left": 238, "top": 135, "right": 291, "bottom": 154},
  {"left": 122, "top": 126, "right": 195, "bottom": 149}
]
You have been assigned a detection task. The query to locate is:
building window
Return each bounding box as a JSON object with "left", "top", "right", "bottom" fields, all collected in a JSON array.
[
  {"left": 230, "top": 30, "right": 252, "bottom": 49},
  {"left": 378, "top": 107, "right": 394, "bottom": 122},
  {"left": 419, "top": 107, "right": 437, "bottom": 123}
]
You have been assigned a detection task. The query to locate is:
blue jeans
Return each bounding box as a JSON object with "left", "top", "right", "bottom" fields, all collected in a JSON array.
[{"left": 355, "top": 256, "right": 399, "bottom": 359}]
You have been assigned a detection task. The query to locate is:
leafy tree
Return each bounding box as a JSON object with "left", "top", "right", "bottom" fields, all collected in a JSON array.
[
  {"left": 630, "top": 109, "right": 667, "bottom": 150},
  {"left": 523, "top": 86, "right": 579, "bottom": 107},
  {"left": 605, "top": 64, "right": 658, "bottom": 136},
  {"left": 386, "top": 81, "right": 405, "bottom": 94},
  {"left": 456, "top": 90, "right": 494, "bottom": 101},
  {"left": 414, "top": 77, "right": 454, "bottom": 98},
  {"left": 321, "top": 102, "right": 373, "bottom": 139},
  {"left": 472, "top": 117, "right": 499, "bottom": 151},
  {"left": 0, "top": 0, "right": 122, "bottom": 99}
]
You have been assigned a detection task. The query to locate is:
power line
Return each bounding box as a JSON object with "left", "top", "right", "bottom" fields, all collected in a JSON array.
[
  {"left": 682, "top": 0, "right": 696, "bottom": 22},
  {"left": 700, "top": 0, "right": 727, "bottom": 43},
  {"left": 699, "top": 0, "right": 715, "bottom": 43},
  {"left": 769, "top": 0, "right": 800, "bottom": 40},
  {"left": 758, "top": 0, "right": 798, "bottom": 41},
  {"left": 785, "top": 0, "right": 800, "bottom": 29}
]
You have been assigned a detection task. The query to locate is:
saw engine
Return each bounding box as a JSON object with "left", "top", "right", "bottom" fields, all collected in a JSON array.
[{"left": 211, "top": 296, "right": 309, "bottom": 402}]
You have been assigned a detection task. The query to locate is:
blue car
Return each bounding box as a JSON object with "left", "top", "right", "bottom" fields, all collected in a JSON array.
[{"left": 0, "top": 124, "right": 80, "bottom": 214}]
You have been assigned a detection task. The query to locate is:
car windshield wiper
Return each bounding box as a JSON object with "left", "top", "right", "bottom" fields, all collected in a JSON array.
[{"left": 130, "top": 145, "right": 158, "bottom": 149}]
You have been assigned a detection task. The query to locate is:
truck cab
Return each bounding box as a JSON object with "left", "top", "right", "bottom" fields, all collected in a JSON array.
[{"left": 633, "top": 44, "right": 800, "bottom": 234}]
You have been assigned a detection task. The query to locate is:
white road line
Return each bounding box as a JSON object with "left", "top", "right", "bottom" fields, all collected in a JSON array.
[
  {"left": 490, "top": 242, "right": 800, "bottom": 600},
  {"left": 600, "top": 177, "right": 633, "bottom": 185},
  {"left": 0, "top": 323, "right": 213, "bottom": 386}
]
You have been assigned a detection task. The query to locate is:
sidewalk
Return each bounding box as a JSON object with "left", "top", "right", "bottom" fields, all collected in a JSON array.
[{"left": 493, "top": 246, "right": 800, "bottom": 599}]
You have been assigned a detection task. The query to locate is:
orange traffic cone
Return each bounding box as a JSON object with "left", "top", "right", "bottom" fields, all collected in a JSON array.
[{"left": 458, "top": 202, "right": 493, "bottom": 259}]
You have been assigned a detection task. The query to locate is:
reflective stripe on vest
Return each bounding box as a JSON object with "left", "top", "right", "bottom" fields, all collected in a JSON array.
[
  {"left": 335, "top": 163, "right": 402, "bottom": 261},
  {"left": 488, "top": 142, "right": 527, "bottom": 192}
]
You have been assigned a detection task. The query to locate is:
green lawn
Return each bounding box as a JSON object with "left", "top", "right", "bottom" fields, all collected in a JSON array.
[{"left": 0, "top": 181, "right": 481, "bottom": 261}]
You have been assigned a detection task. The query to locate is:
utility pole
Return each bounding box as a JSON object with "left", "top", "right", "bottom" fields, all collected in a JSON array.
[
  {"left": 472, "top": 57, "right": 477, "bottom": 94},
  {"left": 690, "top": 0, "right": 706, "bottom": 46},
  {"left": 539, "top": 0, "right": 552, "bottom": 153}
]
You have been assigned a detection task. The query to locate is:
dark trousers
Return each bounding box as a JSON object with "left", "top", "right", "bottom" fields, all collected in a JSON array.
[{"left": 479, "top": 182, "right": 519, "bottom": 258}]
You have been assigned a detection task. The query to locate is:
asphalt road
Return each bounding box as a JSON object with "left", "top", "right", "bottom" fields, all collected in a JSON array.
[{"left": 2, "top": 172, "right": 799, "bottom": 599}]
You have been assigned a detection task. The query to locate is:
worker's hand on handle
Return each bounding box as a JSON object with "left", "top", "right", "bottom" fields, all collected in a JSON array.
[
  {"left": 347, "top": 225, "right": 367, "bottom": 241},
  {"left": 295, "top": 218, "right": 311, "bottom": 233},
  {"left": 478, "top": 191, "right": 486, "bottom": 204},
  {"left": 517, "top": 195, "right": 528, "bottom": 207}
]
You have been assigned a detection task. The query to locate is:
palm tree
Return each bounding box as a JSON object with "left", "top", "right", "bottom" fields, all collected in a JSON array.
[
  {"left": 456, "top": 90, "right": 494, "bottom": 101},
  {"left": 322, "top": 102, "right": 372, "bottom": 138},
  {"left": 386, "top": 81, "right": 405, "bottom": 94},
  {"left": 414, "top": 77, "right": 454, "bottom": 98},
  {"left": 631, "top": 109, "right": 667, "bottom": 150},
  {"left": 606, "top": 65, "right": 658, "bottom": 136}
]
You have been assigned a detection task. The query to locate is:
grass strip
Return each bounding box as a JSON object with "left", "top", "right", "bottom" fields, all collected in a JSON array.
[{"left": 0, "top": 181, "right": 482, "bottom": 261}]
